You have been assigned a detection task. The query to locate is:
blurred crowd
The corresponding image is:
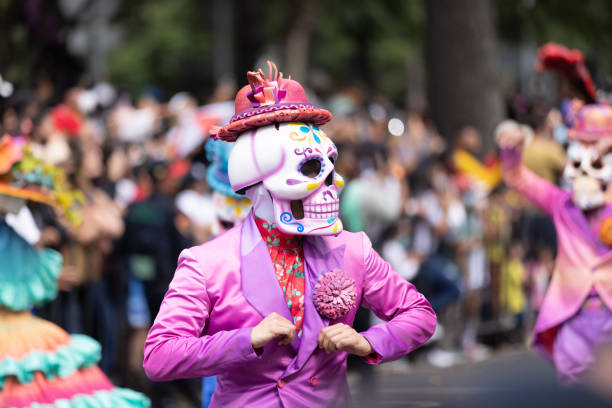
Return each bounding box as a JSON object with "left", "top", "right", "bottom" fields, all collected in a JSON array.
[
  {"left": 328, "top": 90, "right": 567, "bottom": 371},
  {"left": 0, "top": 78, "right": 568, "bottom": 405}
]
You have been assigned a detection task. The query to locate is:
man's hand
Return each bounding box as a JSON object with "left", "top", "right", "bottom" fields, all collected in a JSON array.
[
  {"left": 251, "top": 312, "right": 296, "bottom": 350},
  {"left": 496, "top": 125, "right": 524, "bottom": 150},
  {"left": 317, "top": 323, "right": 373, "bottom": 356}
]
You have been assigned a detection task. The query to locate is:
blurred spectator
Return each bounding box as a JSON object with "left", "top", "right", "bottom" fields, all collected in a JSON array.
[
  {"left": 116, "top": 160, "right": 196, "bottom": 406},
  {"left": 340, "top": 144, "right": 403, "bottom": 241},
  {"left": 452, "top": 126, "right": 502, "bottom": 198},
  {"left": 518, "top": 112, "right": 563, "bottom": 263},
  {"left": 406, "top": 161, "right": 462, "bottom": 316},
  {"left": 39, "top": 137, "right": 125, "bottom": 374},
  {"left": 381, "top": 217, "right": 421, "bottom": 283},
  {"left": 482, "top": 189, "right": 511, "bottom": 319},
  {"left": 522, "top": 109, "right": 566, "bottom": 183},
  {"left": 500, "top": 239, "right": 527, "bottom": 343},
  {"left": 452, "top": 189, "right": 489, "bottom": 360},
  {"left": 118, "top": 160, "right": 192, "bottom": 328}
]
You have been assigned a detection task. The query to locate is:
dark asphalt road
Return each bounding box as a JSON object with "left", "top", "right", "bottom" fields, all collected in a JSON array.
[{"left": 350, "top": 350, "right": 612, "bottom": 408}]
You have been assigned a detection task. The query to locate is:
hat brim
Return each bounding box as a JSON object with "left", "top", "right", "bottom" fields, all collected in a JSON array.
[
  {"left": 216, "top": 106, "right": 332, "bottom": 142},
  {"left": 206, "top": 163, "right": 244, "bottom": 198},
  {"left": 0, "top": 183, "right": 57, "bottom": 206}
]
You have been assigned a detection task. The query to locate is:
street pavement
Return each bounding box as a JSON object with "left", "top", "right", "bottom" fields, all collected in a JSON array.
[{"left": 349, "top": 349, "right": 612, "bottom": 408}]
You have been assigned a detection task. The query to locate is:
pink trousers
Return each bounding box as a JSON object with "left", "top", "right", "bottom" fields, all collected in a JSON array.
[{"left": 553, "top": 300, "right": 612, "bottom": 384}]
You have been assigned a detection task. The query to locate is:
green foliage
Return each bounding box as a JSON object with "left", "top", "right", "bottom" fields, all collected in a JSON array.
[
  {"left": 109, "top": 0, "right": 212, "bottom": 98},
  {"left": 7, "top": 0, "right": 612, "bottom": 105},
  {"left": 496, "top": 0, "right": 612, "bottom": 77},
  {"left": 109, "top": 0, "right": 425, "bottom": 104},
  {"left": 0, "top": 1, "right": 30, "bottom": 85},
  {"left": 312, "top": 0, "right": 425, "bottom": 103}
]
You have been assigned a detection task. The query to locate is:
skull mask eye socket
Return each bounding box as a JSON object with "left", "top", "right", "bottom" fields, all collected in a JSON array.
[
  {"left": 300, "top": 158, "right": 322, "bottom": 178},
  {"left": 592, "top": 158, "right": 603, "bottom": 170},
  {"left": 220, "top": 220, "right": 235, "bottom": 230}
]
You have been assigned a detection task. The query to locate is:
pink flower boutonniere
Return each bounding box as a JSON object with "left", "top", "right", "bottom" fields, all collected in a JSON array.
[{"left": 313, "top": 269, "right": 357, "bottom": 320}]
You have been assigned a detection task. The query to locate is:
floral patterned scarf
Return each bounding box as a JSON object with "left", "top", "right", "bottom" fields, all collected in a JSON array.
[{"left": 255, "top": 216, "right": 305, "bottom": 338}]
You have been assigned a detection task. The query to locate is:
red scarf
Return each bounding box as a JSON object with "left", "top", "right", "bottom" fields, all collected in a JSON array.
[{"left": 255, "top": 217, "right": 305, "bottom": 338}]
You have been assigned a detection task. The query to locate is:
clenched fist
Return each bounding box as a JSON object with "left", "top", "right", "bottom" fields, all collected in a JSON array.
[
  {"left": 251, "top": 312, "right": 296, "bottom": 350},
  {"left": 496, "top": 122, "right": 524, "bottom": 150},
  {"left": 317, "top": 323, "right": 373, "bottom": 356}
]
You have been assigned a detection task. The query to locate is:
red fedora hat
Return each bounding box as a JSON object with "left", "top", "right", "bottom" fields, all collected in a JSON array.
[{"left": 212, "top": 61, "right": 332, "bottom": 142}]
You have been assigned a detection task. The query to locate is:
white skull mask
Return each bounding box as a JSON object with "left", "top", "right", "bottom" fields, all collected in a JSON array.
[
  {"left": 564, "top": 140, "right": 612, "bottom": 209},
  {"left": 228, "top": 122, "right": 344, "bottom": 235}
]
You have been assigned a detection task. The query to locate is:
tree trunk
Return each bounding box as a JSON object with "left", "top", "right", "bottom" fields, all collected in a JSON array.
[
  {"left": 235, "top": 1, "right": 264, "bottom": 80},
  {"left": 284, "top": 0, "right": 320, "bottom": 83},
  {"left": 425, "top": 0, "right": 503, "bottom": 152},
  {"left": 212, "top": 0, "right": 234, "bottom": 84}
]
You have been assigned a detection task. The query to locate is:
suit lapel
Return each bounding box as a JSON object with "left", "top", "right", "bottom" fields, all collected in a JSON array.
[
  {"left": 282, "top": 235, "right": 346, "bottom": 378},
  {"left": 240, "top": 212, "right": 294, "bottom": 328}
]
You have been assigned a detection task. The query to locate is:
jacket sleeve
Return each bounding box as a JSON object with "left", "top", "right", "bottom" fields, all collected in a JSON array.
[
  {"left": 500, "top": 147, "right": 565, "bottom": 216},
  {"left": 358, "top": 233, "right": 437, "bottom": 364},
  {"left": 143, "top": 248, "right": 260, "bottom": 381}
]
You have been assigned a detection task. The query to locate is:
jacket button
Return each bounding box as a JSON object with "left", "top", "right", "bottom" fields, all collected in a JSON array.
[
  {"left": 277, "top": 379, "right": 285, "bottom": 388},
  {"left": 310, "top": 376, "right": 318, "bottom": 386}
]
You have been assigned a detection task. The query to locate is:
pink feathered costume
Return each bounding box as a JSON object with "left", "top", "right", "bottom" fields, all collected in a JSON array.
[{"left": 143, "top": 212, "right": 436, "bottom": 407}]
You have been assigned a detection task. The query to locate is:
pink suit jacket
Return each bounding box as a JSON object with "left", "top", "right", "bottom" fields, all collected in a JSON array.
[
  {"left": 501, "top": 148, "right": 612, "bottom": 360},
  {"left": 143, "top": 212, "right": 436, "bottom": 407}
]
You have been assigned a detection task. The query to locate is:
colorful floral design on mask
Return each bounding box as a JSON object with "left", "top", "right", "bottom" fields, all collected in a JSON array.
[
  {"left": 294, "top": 147, "right": 314, "bottom": 161},
  {"left": 255, "top": 216, "right": 305, "bottom": 338},
  {"left": 290, "top": 122, "right": 330, "bottom": 147},
  {"left": 280, "top": 211, "right": 304, "bottom": 233}
]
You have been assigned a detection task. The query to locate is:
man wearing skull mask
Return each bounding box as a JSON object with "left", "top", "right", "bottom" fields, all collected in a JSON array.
[
  {"left": 497, "top": 104, "right": 612, "bottom": 384},
  {"left": 143, "top": 63, "right": 436, "bottom": 407}
]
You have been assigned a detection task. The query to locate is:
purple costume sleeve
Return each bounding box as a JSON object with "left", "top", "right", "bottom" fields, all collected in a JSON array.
[
  {"left": 358, "top": 233, "right": 437, "bottom": 364},
  {"left": 143, "top": 249, "right": 260, "bottom": 381},
  {"left": 500, "top": 147, "right": 565, "bottom": 216}
]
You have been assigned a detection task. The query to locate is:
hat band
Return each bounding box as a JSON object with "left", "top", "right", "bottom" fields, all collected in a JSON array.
[
  {"left": 230, "top": 102, "right": 314, "bottom": 123},
  {"left": 569, "top": 128, "right": 612, "bottom": 141}
]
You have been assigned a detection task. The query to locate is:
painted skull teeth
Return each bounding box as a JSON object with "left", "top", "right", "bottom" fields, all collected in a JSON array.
[{"left": 303, "top": 201, "right": 340, "bottom": 219}]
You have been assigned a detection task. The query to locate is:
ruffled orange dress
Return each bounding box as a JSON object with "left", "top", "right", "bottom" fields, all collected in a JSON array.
[{"left": 0, "top": 222, "right": 149, "bottom": 408}]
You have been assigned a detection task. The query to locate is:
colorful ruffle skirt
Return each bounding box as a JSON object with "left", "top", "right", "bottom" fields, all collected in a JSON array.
[{"left": 0, "top": 311, "right": 149, "bottom": 408}]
